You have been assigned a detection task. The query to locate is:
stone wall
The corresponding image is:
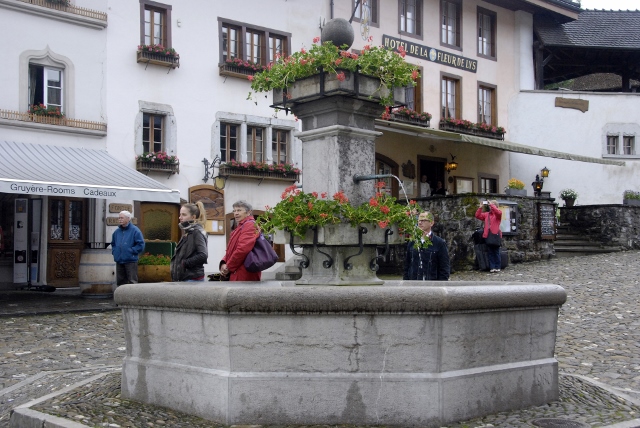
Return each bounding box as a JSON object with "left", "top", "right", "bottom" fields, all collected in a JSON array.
[
  {"left": 416, "top": 194, "right": 556, "bottom": 271},
  {"left": 559, "top": 205, "right": 640, "bottom": 250}
]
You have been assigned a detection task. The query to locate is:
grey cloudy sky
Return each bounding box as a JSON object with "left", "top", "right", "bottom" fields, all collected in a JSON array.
[{"left": 579, "top": 0, "right": 640, "bottom": 10}]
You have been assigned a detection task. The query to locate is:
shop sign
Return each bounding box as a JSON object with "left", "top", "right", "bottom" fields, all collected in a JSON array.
[
  {"left": 109, "top": 203, "right": 133, "bottom": 213},
  {"left": 106, "top": 217, "right": 137, "bottom": 226},
  {"left": 382, "top": 35, "right": 478, "bottom": 73}
]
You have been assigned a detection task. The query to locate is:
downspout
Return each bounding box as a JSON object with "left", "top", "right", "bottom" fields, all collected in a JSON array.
[{"left": 330, "top": 0, "right": 334, "bottom": 19}]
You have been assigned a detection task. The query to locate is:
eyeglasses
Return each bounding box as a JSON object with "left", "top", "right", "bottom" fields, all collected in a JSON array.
[{"left": 418, "top": 219, "right": 431, "bottom": 222}]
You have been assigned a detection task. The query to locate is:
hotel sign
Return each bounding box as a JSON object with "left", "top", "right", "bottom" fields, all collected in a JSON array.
[{"left": 382, "top": 35, "right": 478, "bottom": 73}]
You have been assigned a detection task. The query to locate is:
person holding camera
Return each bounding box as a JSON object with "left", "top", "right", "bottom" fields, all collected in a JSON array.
[{"left": 475, "top": 200, "right": 503, "bottom": 272}]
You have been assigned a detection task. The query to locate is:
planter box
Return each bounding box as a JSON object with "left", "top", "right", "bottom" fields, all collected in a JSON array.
[
  {"left": 136, "top": 160, "right": 179, "bottom": 175},
  {"left": 272, "top": 69, "right": 405, "bottom": 108},
  {"left": 505, "top": 188, "right": 527, "bottom": 197},
  {"left": 137, "top": 265, "right": 171, "bottom": 283},
  {"left": 273, "top": 223, "right": 403, "bottom": 246},
  {"left": 137, "top": 51, "right": 180, "bottom": 69},
  {"left": 439, "top": 122, "right": 505, "bottom": 140},
  {"left": 218, "top": 64, "right": 261, "bottom": 80},
  {"left": 384, "top": 114, "right": 430, "bottom": 128},
  {"left": 219, "top": 166, "right": 299, "bottom": 182},
  {"left": 623, "top": 199, "right": 640, "bottom": 206}
]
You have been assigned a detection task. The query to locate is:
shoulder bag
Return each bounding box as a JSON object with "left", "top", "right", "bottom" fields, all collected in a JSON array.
[
  {"left": 485, "top": 215, "right": 502, "bottom": 247},
  {"left": 244, "top": 233, "right": 279, "bottom": 272}
]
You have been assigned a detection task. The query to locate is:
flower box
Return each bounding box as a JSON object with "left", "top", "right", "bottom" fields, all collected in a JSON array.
[
  {"left": 219, "top": 166, "right": 299, "bottom": 182},
  {"left": 219, "top": 64, "right": 261, "bottom": 80},
  {"left": 623, "top": 199, "right": 640, "bottom": 206},
  {"left": 384, "top": 113, "right": 430, "bottom": 128},
  {"left": 137, "top": 51, "right": 179, "bottom": 69},
  {"left": 272, "top": 69, "right": 405, "bottom": 109},
  {"left": 136, "top": 160, "right": 179, "bottom": 175},
  {"left": 505, "top": 188, "right": 527, "bottom": 197},
  {"left": 137, "top": 265, "right": 171, "bottom": 283},
  {"left": 439, "top": 121, "right": 505, "bottom": 140},
  {"left": 273, "top": 223, "right": 403, "bottom": 246}
]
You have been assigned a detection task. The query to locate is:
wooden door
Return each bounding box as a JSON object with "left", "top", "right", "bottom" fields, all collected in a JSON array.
[
  {"left": 139, "top": 203, "right": 180, "bottom": 244},
  {"left": 47, "top": 198, "right": 86, "bottom": 287}
]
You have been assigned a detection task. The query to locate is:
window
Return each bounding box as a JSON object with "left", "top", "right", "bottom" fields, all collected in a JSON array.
[
  {"left": 405, "top": 68, "right": 423, "bottom": 112},
  {"left": 140, "top": 1, "right": 172, "bottom": 47},
  {"left": 441, "top": 0, "right": 461, "bottom": 49},
  {"left": 477, "top": 7, "right": 497, "bottom": 58},
  {"left": 272, "top": 129, "right": 289, "bottom": 164},
  {"left": 441, "top": 75, "right": 461, "bottom": 119},
  {"left": 142, "top": 113, "right": 164, "bottom": 153},
  {"left": 607, "top": 135, "right": 619, "bottom": 155},
  {"left": 247, "top": 126, "right": 265, "bottom": 162},
  {"left": 399, "top": 0, "right": 422, "bottom": 38},
  {"left": 28, "top": 65, "right": 63, "bottom": 110},
  {"left": 352, "top": 0, "right": 379, "bottom": 26},
  {"left": 480, "top": 177, "right": 497, "bottom": 193},
  {"left": 623, "top": 136, "right": 635, "bottom": 155},
  {"left": 49, "top": 199, "right": 84, "bottom": 242},
  {"left": 478, "top": 84, "right": 496, "bottom": 125},
  {"left": 245, "top": 29, "right": 264, "bottom": 64},
  {"left": 220, "top": 123, "right": 239, "bottom": 162},
  {"left": 219, "top": 18, "right": 291, "bottom": 66}
]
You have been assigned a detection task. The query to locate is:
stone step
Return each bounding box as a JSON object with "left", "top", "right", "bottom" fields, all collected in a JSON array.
[
  {"left": 555, "top": 246, "right": 624, "bottom": 258},
  {"left": 554, "top": 239, "right": 594, "bottom": 245}
]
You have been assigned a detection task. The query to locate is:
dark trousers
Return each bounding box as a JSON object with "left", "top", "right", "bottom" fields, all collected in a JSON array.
[
  {"left": 116, "top": 262, "right": 138, "bottom": 286},
  {"left": 487, "top": 245, "right": 501, "bottom": 270}
]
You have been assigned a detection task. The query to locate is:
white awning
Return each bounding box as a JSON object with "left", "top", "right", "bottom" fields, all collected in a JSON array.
[
  {"left": 375, "top": 120, "right": 625, "bottom": 166},
  {"left": 0, "top": 141, "right": 180, "bottom": 203}
]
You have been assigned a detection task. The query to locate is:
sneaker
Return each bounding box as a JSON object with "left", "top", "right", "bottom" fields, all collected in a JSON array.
[
  {"left": 496, "top": 269, "right": 501, "bottom": 272},
  {"left": 489, "top": 269, "right": 496, "bottom": 273}
]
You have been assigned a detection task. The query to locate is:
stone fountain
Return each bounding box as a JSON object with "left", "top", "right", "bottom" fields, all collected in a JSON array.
[{"left": 115, "top": 19, "right": 566, "bottom": 427}]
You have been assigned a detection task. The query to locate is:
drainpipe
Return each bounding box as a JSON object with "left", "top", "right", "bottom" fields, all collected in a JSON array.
[{"left": 330, "top": 0, "right": 333, "bottom": 19}]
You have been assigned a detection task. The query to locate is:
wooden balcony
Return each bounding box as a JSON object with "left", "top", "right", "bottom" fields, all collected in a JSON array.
[
  {"left": 137, "top": 51, "right": 180, "bottom": 69},
  {"left": 17, "top": 0, "right": 107, "bottom": 21},
  {"left": 0, "top": 109, "right": 107, "bottom": 132}
]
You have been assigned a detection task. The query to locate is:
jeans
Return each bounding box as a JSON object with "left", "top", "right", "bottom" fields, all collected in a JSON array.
[
  {"left": 487, "top": 245, "right": 501, "bottom": 270},
  {"left": 116, "top": 263, "right": 138, "bottom": 286}
]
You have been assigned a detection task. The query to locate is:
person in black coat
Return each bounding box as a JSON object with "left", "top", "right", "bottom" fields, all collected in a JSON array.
[{"left": 403, "top": 211, "right": 450, "bottom": 281}]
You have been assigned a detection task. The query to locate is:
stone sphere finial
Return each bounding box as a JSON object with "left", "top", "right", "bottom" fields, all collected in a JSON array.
[{"left": 321, "top": 18, "right": 354, "bottom": 49}]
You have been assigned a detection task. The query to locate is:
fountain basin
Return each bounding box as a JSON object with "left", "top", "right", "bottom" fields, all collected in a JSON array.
[{"left": 115, "top": 281, "right": 566, "bottom": 427}]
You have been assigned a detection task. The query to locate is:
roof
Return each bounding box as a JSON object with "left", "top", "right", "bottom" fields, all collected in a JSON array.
[
  {"left": 536, "top": 9, "right": 640, "bottom": 49},
  {"left": 0, "top": 141, "right": 180, "bottom": 203}
]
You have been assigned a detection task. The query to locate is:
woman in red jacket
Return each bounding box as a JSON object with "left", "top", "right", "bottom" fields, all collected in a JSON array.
[
  {"left": 475, "top": 199, "right": 503, "bottom": 272},
  {"left": 220, "top": 200, "right": 261, "bottom": 281}
]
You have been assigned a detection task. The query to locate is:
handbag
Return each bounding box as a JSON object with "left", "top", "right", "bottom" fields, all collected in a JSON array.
[
  {"left": 244, "top": 233, "right": 279, "bottom": 272},
  {"left": 485, "top": 215, "right": 502, "bottom": 247}
]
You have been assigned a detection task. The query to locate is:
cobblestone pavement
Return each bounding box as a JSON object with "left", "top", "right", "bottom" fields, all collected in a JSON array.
[{"left": 1, "top": 251, "right": 640, "bottom": 427}]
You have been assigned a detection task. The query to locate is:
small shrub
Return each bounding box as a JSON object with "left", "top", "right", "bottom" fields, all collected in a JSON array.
[{"left": 138, "top": 253, "right": 171, "bottom": 266}]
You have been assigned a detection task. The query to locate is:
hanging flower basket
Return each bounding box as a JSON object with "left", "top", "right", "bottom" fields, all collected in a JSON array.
[{"left": 136, "top": 160, "right": 179, "bottom": 175}]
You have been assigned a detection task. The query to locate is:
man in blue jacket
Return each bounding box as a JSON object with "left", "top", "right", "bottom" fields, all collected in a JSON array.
[
  {"left": 403, "top": 211, "right": 450, "bottom": 281},
  {"left": 111, "top": 210, "right": 145, "bottom": 286}
]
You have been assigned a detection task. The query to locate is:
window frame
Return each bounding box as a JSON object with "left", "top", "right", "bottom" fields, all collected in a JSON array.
[
  {"left": 440, "top": 0, "right": 462, "bottom": 51},
  {"left": 398, "top": 0, "right": 423, "bottom": 40},
  {"left": 478, "top": 172, "right": 499, "bottom": 194},
  {"left": 606, "top": 135, "right": 619, "bottom": 155},
  {"left": 28, "top": 64, "right": 64, "bottom": 111},
  {"left": 247, "top": 126, "right": 265, "bottom": 162},
  {"left": 404, "top": 66, "right": 423, "bottom": 112},
  {"left": 352, "top": 0, "right": 380, "bottom": 27},
  {"left": 218, "top": 18, "right": 291, "bottom": 67},
  {"left": 139, "top": 0, "right": 172, "bottom": 48},
  {"left": 623, "top": 135, "right": 635, "bottom": 155},
  {"left": 441, "top": 72, "right": 461, "bottom": 120},
  {"left": 142, "top": 113, "right": 165, "bottom": 153},
  {"left": 220, "top": 122, "right": 240, "bottom": 163},
  {"left": 477, "top": 7, "right": 497, "bottom": 60},
  {"left": 272, "top": 128, "right": 290, "bottom": 164},
  {"left": 477, "top": 82, "right": 497, "bottom": 125}
]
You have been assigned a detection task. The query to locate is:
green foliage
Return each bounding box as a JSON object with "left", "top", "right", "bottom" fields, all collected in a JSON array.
[
  {"left": 138, "top": 253, "right": 171, "bottom": 266},
  {"left": 137, "top": 44, "right": 179, "bottom": 58},
  {"left": 29, "top": 104, "right": 64, "bottom": 118},
  {"left": 257, "top": 183, "right": 429, "bottom": 248},
  {"left": 559, "top": 189, "right": 578, "bottom": 200},
  {"left": 623, "top": 190, "right": 640, "bottom": 200},
  {"left": 248, "top": 39, "right": 420, "bottom": 107},
  {"left": 507, "top": 178, "right": 525, "bottom": 190},
  {"left": 136, "top": 151, "right": 179, "bottom": 164}
]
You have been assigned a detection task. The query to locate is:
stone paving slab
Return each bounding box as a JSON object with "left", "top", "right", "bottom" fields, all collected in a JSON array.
[{"left": 2, "top": 251, "right": 640, "bottom": 427}]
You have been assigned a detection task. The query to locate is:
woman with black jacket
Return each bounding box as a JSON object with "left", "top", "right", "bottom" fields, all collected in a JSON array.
[{"left": 171, "top": 201, "right": 208, "bottom": 281}]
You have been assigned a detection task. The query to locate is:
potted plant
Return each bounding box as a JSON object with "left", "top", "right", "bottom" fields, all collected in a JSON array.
[
  {"left": 439, "top": 117, "right": 505, "bottom": 140},
  {"left": 505, "top": 178, "right": 526, "bottom": 197},
  {"left": 248, "top": 37, "right": 420, "bottom": 107},
  {"left": 136, "top": 44, "right": 180, "bottom": 68},
  {"left": 137, "top": 253, "right": 172, "bottom": 283},
  {"left": 29, "top": 103, "right": 64, "bottom": 119},
  {"left": 559, "top": 189, "right": 578, "bottom": 207},
  {"left": 219, "top": 160, "right": 301, "bottom": 181},
  {"left": 136, "top": 151, "right": 180, "bottom": 175},
  {"left": 220, "top": 58, "right": 268, "bottom": 79},
  {"left": 257, "top": 183, "right": 428, "bottom": 248},
  {"left": 623, "top": 190, "right": 640, "bottom": 206},
  {"left": 381, "top": 107, "right": 432, "bottom": 128}
]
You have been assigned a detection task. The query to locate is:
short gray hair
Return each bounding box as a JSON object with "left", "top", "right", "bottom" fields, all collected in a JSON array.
[
  {"left": 119, "top": 210, "right": 132, "bottom": 219},
  {"left": 232, "top": 200, "right": 252, "bottom": 212}
]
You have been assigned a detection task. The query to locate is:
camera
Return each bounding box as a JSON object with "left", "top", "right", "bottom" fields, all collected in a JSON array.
[{"left": 482, "top": 201, "right": 488, "bottom": 205}]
